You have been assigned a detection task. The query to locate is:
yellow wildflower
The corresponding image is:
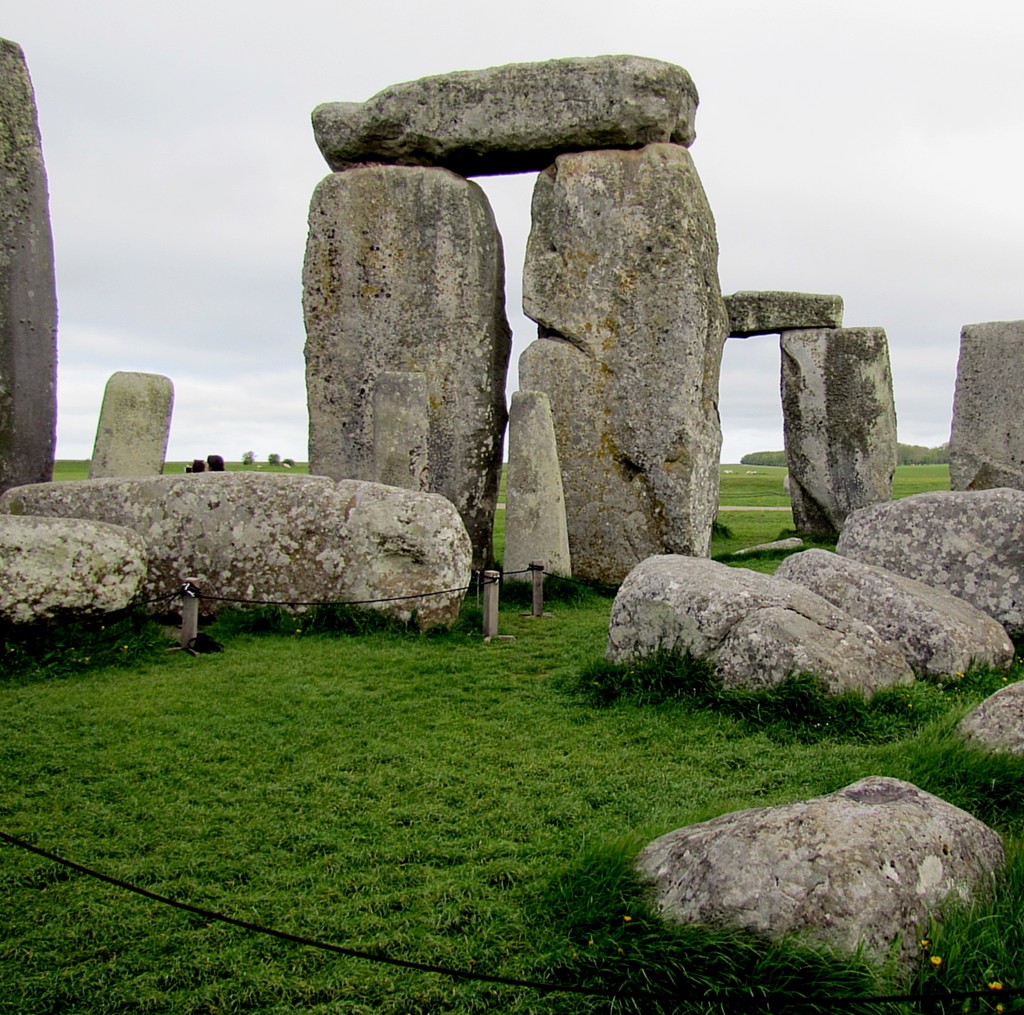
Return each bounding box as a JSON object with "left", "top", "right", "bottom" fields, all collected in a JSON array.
[{"left": 930, "top": 956, "right": 942, "bottom": 967}]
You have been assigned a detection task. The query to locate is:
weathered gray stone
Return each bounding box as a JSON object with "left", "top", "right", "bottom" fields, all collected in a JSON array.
[
  {"left": 0, "top": 474, "right": 471, "bottom": 629},
  {"left": 781, "top": 327, "right": 897, "bottom": 536},
  {"left": 733, "top": 536, "right": 803, "bottom": 556},
  {"left": 725, "top": 291, "right": 843, "bottom": 337},
  {"left": 520, "top": 144, "right": 726, "bottom": 583},
  {"left": 637, "top": 776, "right": 1004, "bottom": 970},
  {"left": 0, "top": 515, "right": 147, "bottom": 623},
  {"left": 959, "top": 681, "right": 1024, "bottom": 754},
  {"left": 303, "top": 166, "right": 510, "bottom": 569},
  {"left": 607, "top": 555, "right": 913, "bottom": 695},
  {"left": 0, "top": 39, "right": 57, "bottom": 495},
  {"left": 372, "top": 371, "right": 428, "bottom": 492},
  {"left": 949, "top": 321, "right": 1024, "bottom": 491},
  {"left": 313, "top": 55, "right": 698, "bottom": 177},
  {"left": 503, "top": 390, "right": 570, "bottom": 581},
  {"left": 776, "top": 548, "right": 1014, "bottom": 677},
  {"left": 837, "top": 489, "right": 1024, "bottom": 636},
  {"left": 89, "top": 371, "right": 174, "bottom": 479}
]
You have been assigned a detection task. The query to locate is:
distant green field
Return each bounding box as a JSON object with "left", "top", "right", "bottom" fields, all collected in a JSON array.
[{"left": 51, "top": 461, "right": 310, "bottom": 481}]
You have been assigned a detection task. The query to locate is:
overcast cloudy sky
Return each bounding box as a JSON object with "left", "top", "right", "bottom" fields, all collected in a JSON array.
[{"left": 7, "top": 0, "right": 1024, "bottom": 463}]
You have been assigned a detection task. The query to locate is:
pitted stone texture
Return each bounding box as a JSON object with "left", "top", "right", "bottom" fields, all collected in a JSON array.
[
  {"left": 776, "top": 548, "right": 1014, "bottom": 678},
  {"left": 782, "top": 327, "right": 897, "bottom": 536},
  {"left": 837, "top": 489, "right": 1024, "bottom": 636},
  {"left": 0, "top": 39, "right": 57, "bottom": 494},
  {"left": 313, "top": 55, "right": 698, "bottom": 177},
  {"left": 959, "top": 682, "right": 1024, "bottom": 754},
  {"left": 637, "top": 777, "right": 1004, "bottom": 970},
  {"left": 0, "top": 474, "right": 471, "bottom": 629},
  {"left": 372, "top": 371, "right": 429, "bottom": 492},
  {"left": 520, "top": 144, "right": 726, "bottom": 583},
  {"left": 725, "top": 291, "right": 843, "bottom": 337},
  {"left": 949, "top": 321, "right": 1024, "bottom": 491},
  {"left": 0, "top": 515, "right": 147, "bottom": 623},
  {"left": 303, "top": 166, "right": 510, "bottom": 569},
  {"left": 606, "top": 555, "right": 912, "bottom": 695},
  {"left": 89, "top": 372, "right": 174, "bottom": 478},
  {"left": 504, "top": 390, "right": 570, "bottom": 580},
  {"left": 733, "top": 537, "right": 803, "bottom": 556}
]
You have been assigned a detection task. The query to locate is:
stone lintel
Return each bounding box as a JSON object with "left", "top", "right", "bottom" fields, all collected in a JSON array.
[{"left": 725, "top": 291, "right": 843, "bottom": 338}]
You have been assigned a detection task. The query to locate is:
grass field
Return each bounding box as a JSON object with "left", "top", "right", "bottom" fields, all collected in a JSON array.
[{"left": 3, "top": 459, "right": 1000, "bottom": 1014}]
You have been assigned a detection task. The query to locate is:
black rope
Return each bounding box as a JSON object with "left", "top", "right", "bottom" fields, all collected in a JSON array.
[
  {"left": 1, "top": 830, "right": 1019, "bottom": 1009},
  {"left": 0, "top": 830, "right": 613, "bottom": 999},
  {"left": 178, "top": 584, "right": 475, "bottom": 609}
]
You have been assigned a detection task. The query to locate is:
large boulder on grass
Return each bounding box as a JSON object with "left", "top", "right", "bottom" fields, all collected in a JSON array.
[
  {"left": 0, "top": 474, "right": 471, "bottom": 629},
  {"left": 0, "top": 514, "right": 147, "bottom": 623},
  {"left": 607, "top": 556, "right": 912, "bottom": 696},
  {"left": 959, "top": 681, "right": 1024, "bottom": 754},
  {"left": 836, "top": 489, "right": 1024, "bottom": 636},
  {"left": 312, "top": 55, "right": 698, "bottom": 176},
  {"left": 637, "top": 777, "right": 1004, "bottom": 971},
  {"left": 776, "top": 548, "right": 1014, "bottom": 677}
]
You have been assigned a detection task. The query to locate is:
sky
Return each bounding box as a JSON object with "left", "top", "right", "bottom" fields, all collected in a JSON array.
[{"left": 6, "top": 0, "right": 1024, "bottom": 464}]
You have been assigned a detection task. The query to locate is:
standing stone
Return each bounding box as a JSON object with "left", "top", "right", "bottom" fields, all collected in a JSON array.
[
  {"left": 372, "top": 371, "right": 428, "bottom": 491},
  {"left": 503, "top": 390, "right": 570, "bottom": 580},
  {"left": 312, "top": 55, "right": 698, "bottom": 177},
  {"left": 303, "top": 166, "right": 511, "bottom": 568},
  {"left": 0, "top": 39, "right": 57, "bottom": 494},
  {"left": 520, "top": 143, "right": 727, "bottom": 583},
  {"left": 949, "top": 321, "right": 1024, "bottom": 491},
  {"left": 781, "top": 327, "right": 897, "bottom": 536},
  {"left": 89, "top": 371, "right": 174, "bottom": 478}
]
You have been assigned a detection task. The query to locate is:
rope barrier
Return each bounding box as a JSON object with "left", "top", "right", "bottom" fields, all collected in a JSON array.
[{"left": 2, "top": 828, "right": 1019, "bottom": 1012}]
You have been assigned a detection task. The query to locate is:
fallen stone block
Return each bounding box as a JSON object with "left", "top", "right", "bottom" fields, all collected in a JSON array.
[
  {"left": 959, "top": 681, "right": 1024, "bottom": 754},
  {"left": 837, "top": 489, "right": 1024, "bottom": 636},
  {"left": 0, "top": 474, "right": 471, "bottom": 629},
  {"left": 0, "top": 515, "right": 147, "bottom": 623},
  {"left": 637, "top": 776, "right": 1004, "bottom": 971},
  {"left": 606, "top": 555, "right": 912, "bottom": 696},
  {"left": 724, "top": 291, "right": 843, "bottom": 337},
  {"left": 312, "top": 55, "right": 698, "bottom": 176},
  {"left": 776, "top": 548, "right": 1014, "bottom": 677}
]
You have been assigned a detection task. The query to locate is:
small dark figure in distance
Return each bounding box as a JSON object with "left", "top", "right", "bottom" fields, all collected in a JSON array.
[
  {"left": 191, "top": 459, "right": 206, "bottom": 473},
  {"left": 207, "top": 454, "right": 225, "bottom": 472}
]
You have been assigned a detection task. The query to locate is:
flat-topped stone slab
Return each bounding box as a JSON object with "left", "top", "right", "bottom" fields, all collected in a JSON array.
[
  {"left": 312, "top": 55, "right": 698, "bottom": 177},
  {"left": 724, "top": 291, "right": 844, "bottom": 337}
]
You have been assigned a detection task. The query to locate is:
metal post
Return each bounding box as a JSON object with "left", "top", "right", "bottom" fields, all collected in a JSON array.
[
  {"left": 179, "top": 578, "right": 200, "bottom": 649},
  {"left": 531, "top": 560, "right": 545, "bottom": 618},
  {"left": 482, "top": 569, "right": 499, "bottom": 640}
]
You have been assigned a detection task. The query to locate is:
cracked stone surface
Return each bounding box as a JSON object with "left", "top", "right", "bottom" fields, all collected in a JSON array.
[
  {"left": 607, "top": 555, "right": 912, "bottom": 695},
  {"left": 637, "top": 776, "right": 1004, "bottom": 970}
]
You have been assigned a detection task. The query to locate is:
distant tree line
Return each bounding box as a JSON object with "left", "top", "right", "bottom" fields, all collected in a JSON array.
[{"left": 739, "top": 444, "right": 949, "bottom": 468}]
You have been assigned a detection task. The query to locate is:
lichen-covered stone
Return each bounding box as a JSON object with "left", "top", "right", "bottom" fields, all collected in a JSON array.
[
  {"left": 949, "top": 321, "right": 1024, "bottom": 491},
  {"left": 0, "top": 39, "right": 57, "bottom": 494},
  {"left": 303, "top": 166, "right": 510, "bottom": 568},
  {"left": 781, "top": 327, "right": 897, "bottom": 536},
  {"left": 637, "top": 777, "right": 1004, "bottom": 970},
  {"left": 503, "top": 390, "right": 570, "bottom": 580},
  {"left": 0, "top": 474, "right": 471, "bottom": 629},
  {"left": 89, "top": 372, "right": 174, "bottom": 478},
  {"left": 725, "top": 291, "right": 843, "bottom": 337},
  {"left": 837, "top": 489, "right": 1024, "bottom": 636},
  {"left": 0, "top": 515, "right": 147, "bottom": 623},
  {"left": 312, "top": 55, "right": 698, "bottom": 176},
  {"left": 372, "top": 371, "right": 428, "bottom": 492},
  {"left": 959, "top": 681, "right": 1024, "bottom": 754},
  {"left": 520, "top": 144, "right": 726, "bottom": 583},
  {"left": 776, "top": 548, "right": 1014, "bottom": 677},
  {"left": 607, "top": 555, "right": 912, "bottom": 695}
]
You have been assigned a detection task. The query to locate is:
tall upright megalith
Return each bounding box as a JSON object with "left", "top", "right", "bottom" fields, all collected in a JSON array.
[
  {"left": 949, "top": 321, "right": 1024, "bottom": 491},
  {"left": 372, "top": 370, "right": 429, "bottom": 492},
  {"left": 0, "top": 39, "right": 57, "bottom": 494},
  {"left": 89, "top": 371, "right": 174, "bottom": 478},
  {"left": 303, "top": 166, "right": 511, "bottom": 568},
  {"left": 782, "top": 327, "right": 897, "bottom": 536},
  {"left": 520, "top": 144, "right": 727, "bottom": 583}
]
